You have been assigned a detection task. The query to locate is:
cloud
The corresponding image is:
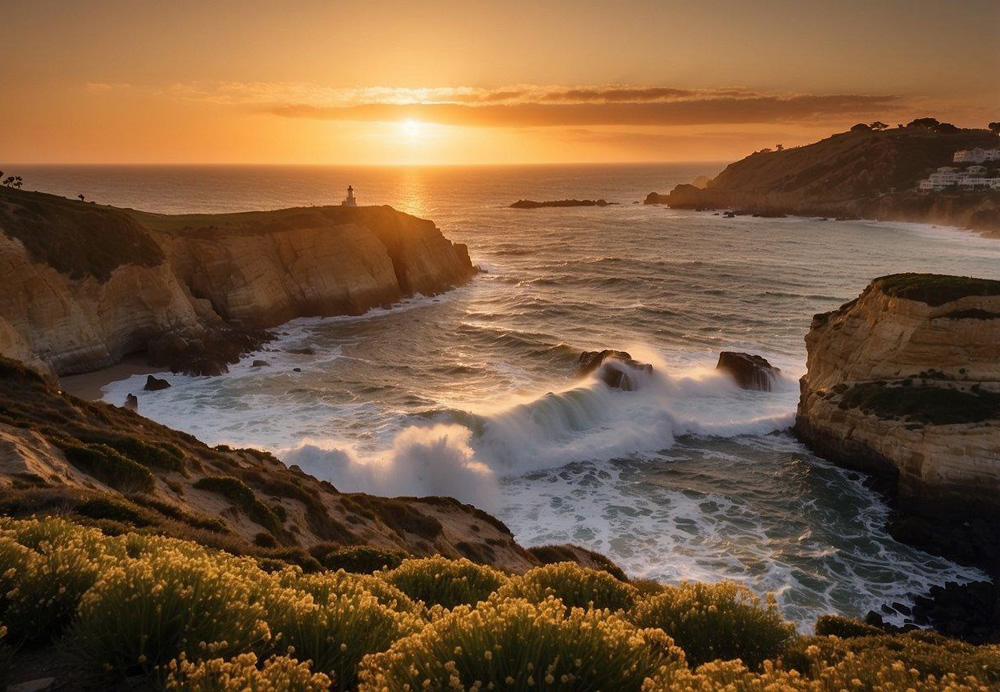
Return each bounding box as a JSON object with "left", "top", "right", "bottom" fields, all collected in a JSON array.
[
  {"left": 264, "top": 93, "right": 902, "bottom": 128},
  {"left": 87, "top": 80, "right": 904, "bottom": 128}
]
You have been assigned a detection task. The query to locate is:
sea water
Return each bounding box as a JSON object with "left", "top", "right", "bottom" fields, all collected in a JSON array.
[{"left": 18, "top": 163, "right": 1000, "bottom": 627}]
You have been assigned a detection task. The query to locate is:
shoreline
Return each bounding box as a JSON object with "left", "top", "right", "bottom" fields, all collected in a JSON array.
[{"left": 59, "top": 354, "right": 163, "bottom": 402}]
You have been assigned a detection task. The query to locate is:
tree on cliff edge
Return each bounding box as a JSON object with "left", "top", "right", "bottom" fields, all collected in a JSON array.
[{"left": 990, "top": 122, "right": 1000, "bottom": 135}]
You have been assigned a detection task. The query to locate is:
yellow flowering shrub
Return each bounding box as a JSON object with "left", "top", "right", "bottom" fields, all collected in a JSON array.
[
  {"left": 498, "top": 561, "right": 639, "bottom": 612},
  {"left": 782, "top": 631, "right": 1000, "bottom": 687},
  {"left": 382, "top": 556, "right": 508, "bottom": 609},
  {"left": 359, "top": 596, "right": 685, "bottom": 691},
  {"left": 0, "top": 518, "right": 120, "bottom": 644},
  {"left": 166, "top": 653, "right": 331, "bottom": 692},
  {"left": 631, "top": 581, "right": 795, "bottom": 669},
  {"left": 65, "top": 548, "right": 271, "bottom": 684},
  {"left": 263, "top": 585, "right": 419, "bottom": 688},
  {"left": 642, "top": 657, "right": 992, "bottom": 691},
  {"left": 276, "top": 566, "right": 424, "bottom": 616}
]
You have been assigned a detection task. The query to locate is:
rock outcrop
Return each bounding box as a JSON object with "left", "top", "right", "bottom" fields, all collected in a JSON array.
[
  {"left": 716, "top": 352, "right": 780, "bottom": 391},
  {"left": 0, "top": 189, "right": 475, "bottom": 377},
  {"left": 794, "top": 273, "right": 1000, "bottom": 518},
  {"left": 578, "top": 350, "right": 653, "bottom": 391},
  {"left": 645, "top": 125, "right": 1000, "bottom": 234}
]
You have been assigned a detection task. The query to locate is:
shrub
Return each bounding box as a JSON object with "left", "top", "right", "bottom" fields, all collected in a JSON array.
[
  {"left": 359, "top": 596, "right": 683, "bottom": 691},
  {"left": 320, "top": 545, "right": 406, "bottom": 573},
  {"left": 84, "top": 435, "right": 185, "bottom": 472},
  {"left": 499, "top": 562, "right": 639, "bottom": 612},
  {"left": 65, "top": 549, "right": 270, "bottom": 684},
  {"left": 814, "top": 614, "right": 884, "bottom": 638},
  {"left": 782, "top": 631, "right": 1000, "bottom": 685},
  {"left": 641, "top": 656, "right": 992, "bottom": 692},
  {"left": 263, "top": 586, "right": 418, "bottom": 688},
  {"left": 276, "top": 567, "right": 422, "bottom": 616},
  {"left": 0, "top": 518, "right": 119, "bottom": 644},
  {"left": 631, "top": 581, "right": 795, "bottom": 669},
  {"left": 382, "top": 556, "right": 508, "bottom": 609},
  {"left": 61, "top": 443, "right": 156, "bottom": 493},
  {"left": 74, "top": 496, "right": 158, "bottom": 527},
  {"left": 193, "top": 476, "right": 283, "bottom": 535},
  {"left": 165, "top": 653, "right": 331, "bottom": 692}
]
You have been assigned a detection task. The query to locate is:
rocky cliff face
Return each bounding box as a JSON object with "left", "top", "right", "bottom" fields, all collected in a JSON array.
[
  {"left": 647, "top": 126, "right": 1000, "bottom": 233},
  {"left": 0, "top": 189, "right": 475, "bottom": 376},
  {"left": 794, "top": 274, "right": 1000, "bottom": 518}
]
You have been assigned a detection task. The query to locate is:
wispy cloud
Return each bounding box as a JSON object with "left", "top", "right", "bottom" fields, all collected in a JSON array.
[{"left": 90, "top": 81, "right": 904, "bottom": 127}]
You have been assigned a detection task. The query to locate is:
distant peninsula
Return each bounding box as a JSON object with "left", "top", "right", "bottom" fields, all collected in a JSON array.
[
  {"left": 646, "top": 119, "right": 1000, "bottom": 235},
  {"left": 510, "top": 199, "right": 618, "bottom": 209}
]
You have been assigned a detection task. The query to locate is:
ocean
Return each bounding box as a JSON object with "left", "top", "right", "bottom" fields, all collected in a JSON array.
[{"left": 17, "top": 163, "right": 1000, "bottom": 628}]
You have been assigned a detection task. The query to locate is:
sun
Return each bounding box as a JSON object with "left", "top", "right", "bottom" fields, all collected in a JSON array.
[{"left": 401, "top": 119, "right": 423, "bottom": 138}]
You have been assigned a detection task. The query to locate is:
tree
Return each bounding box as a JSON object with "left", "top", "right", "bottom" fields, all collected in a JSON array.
[
  {"left": 78, "top": 194, "right": 86, "bottom": 202},
  {"left": 989, "top": 122, "right": 1000, "bottom": 135},
  {"left": 907, "top": 117, "right": 940, "bottom": 129},
  {"left": 870, "top": 121, "right": 888, "bottom": 131},
  {"left": 775, "top": 143, "right": 784, "bottom": 151},
  {"left": 850, "top": 123, "right": 871, "bottom": 132},
  {"left": 13, "top": 176, "right": 22, "bottom": 189}
]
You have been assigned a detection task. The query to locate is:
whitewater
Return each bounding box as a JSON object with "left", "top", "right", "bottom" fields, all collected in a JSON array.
[{"left": 23, "top": 162, "right": 1000, "bottom": 627}]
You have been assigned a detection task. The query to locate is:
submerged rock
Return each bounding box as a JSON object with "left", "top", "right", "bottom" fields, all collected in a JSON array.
[
  {"left": 716, "top": 352, "right": 780, "bottom": 391},
  {"left": 144, "top": 375, "right": 171, "bottom": 391},
  {"left": 577, "top": 350, "right": 653, "bottom": 391}
]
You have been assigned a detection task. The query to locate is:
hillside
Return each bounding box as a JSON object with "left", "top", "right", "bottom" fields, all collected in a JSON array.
[
  {"left": 0, "top": 355, "right": 621, "bottom": 577},
  {"left": 0, "top": 187, "right": 475, "bottom": 377},
  {"left": 647, "top": 125, "right": 1000, "bottom": 233}
]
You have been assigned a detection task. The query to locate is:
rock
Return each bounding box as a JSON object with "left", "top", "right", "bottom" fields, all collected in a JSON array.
[
  {"left": 144, "top": 375, "right": 171, "bottom": 391},
  {"left": 252, "top": 360, "right": 270, "bottom": 368},
  {"left": 577, "top": 350, "right": 653, "bottom": 391},
  {"left": 794, "top": 274, "right": 1000, "bottom": 516},
  {"left": 8, "top": 679, "right": 56, "bottom": 692},
  {"left": 716, "top": 352, "right": 780, "bottom": 391},
  {"left": 292, "top": 367, "right": 302, "bottom": 372},
  {"left": 124, "top": 393, "right": 138, "bottom": 411}
]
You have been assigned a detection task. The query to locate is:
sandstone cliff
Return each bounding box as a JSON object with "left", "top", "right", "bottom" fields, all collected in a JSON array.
[
  {"left": 794, "top": 274, "right": 1000, "bottom": 518},
  {"left": 0, "top": 188, "right": 475, "bottom": 377},
  {"left": 647, "top": 125, "right": 1000, "bottom": 234}
]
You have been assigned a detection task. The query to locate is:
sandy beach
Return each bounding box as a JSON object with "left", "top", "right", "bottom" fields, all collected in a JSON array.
[{"left": 59, "top": 355, "right": 162, "bottom": 402}]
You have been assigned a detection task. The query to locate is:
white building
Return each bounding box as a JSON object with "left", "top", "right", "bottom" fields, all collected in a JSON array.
[
  {"left": 341, "top": 185, "right": 358, "bottom": 207},
  {"left": 919, "top": 165, "right": 1000, "bottom": 191},
  {"left": 954, "top": 148, "right": 1000, "bottom": 164}
]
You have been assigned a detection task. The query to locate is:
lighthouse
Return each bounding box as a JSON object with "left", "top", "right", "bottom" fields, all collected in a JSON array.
[{"left": 342, "top": 185, "right": 358, "bottom": 207}]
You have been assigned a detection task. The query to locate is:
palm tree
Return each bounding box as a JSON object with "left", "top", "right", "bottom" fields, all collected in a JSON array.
[{"left": 13, "top": 177, "right": 22, "bottom": 189}]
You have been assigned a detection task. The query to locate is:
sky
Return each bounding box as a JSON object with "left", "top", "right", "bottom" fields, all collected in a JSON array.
[{"left": 1, "top": 0, "right": 998, "bottom": 165}]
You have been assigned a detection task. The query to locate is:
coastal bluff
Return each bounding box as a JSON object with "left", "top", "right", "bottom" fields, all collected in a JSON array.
[
  {"left": 0, "top": 188, "right": 475, "bottom": 377},
  {"left": 646, "top": 125, "right": 1000, "bottom": 234},
  {"left": 794, "top": 273, "right": 1000, "bottom": 518}
]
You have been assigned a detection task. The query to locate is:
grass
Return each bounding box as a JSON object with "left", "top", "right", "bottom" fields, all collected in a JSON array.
[
  {"left": 61, "top": 443, "right": 156, "bottom": 493},
  {"left": 0, "top": 187, "right": 164, "bottom": 282},
  {"left": 193, "top": 476, "right": 284, "bottom": 536},
  {"left": 839, "top": 382, "right": 1000, "bottom": 425},
  {"left": 875, "top": 273, "right": 1000, "bottom": 307}
]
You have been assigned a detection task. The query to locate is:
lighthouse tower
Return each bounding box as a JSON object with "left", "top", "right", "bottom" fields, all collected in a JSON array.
[{"left": 342, "top": 185, "right": 358, "bottom": 207}]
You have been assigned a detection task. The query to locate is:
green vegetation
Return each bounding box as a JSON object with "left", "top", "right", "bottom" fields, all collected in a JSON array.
[
  {"left": 839, "top": 382, "right": 1000, "bottom": 425},
  {"left": 498, "top": 561, "right": 639, "bottom": 612},
  {"left": 318, "top": 545, "right": 407, "bottom": 573},
  {"left": 875, "top": 273, "right": 1000, "bottom": 307},
  {"left": 383, "top": 556, "right": 509, "bottom": 609},
  {"left": 631, "top": 581, "right": 796, "bottom": 669},
  {"left": 814, "top": 614, "right": 885, "bottom": 638},
  {"left": 193, "top": 476, "right": 284, "bottom": 536},
  {"left": 61, "top": 443, "right": 156, "bottom": 493},
  {"left": 0, "top": 518, "right": 995, "bottom": 691},
  {"left": 0, "top": 187, "right": 164, "bottom": 282}
]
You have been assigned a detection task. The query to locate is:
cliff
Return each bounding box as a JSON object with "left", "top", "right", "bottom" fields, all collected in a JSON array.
[
  {"left": 0, "top": 188, "right": 475, "bottom": 377},
  {"left": 647, "top": 126, "right": 1000, "bottom": 233},
  {"left": 794, "top": 274, "right": 1000, "bottom": 518}
]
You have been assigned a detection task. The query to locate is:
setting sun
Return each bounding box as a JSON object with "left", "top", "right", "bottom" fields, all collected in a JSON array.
[{"left": 401, "top": 119, "right": 423, "bottom": 139}]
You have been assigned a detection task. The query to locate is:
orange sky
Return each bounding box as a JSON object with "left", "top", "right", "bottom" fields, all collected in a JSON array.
[{"left": 2, "top": 0, "right": 998, "bottom": 165}]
